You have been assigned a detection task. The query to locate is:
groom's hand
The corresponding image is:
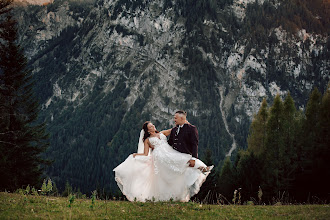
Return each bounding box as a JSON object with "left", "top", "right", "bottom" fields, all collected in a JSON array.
[{"left": 188, "top": 159, "right": 195, "bottom": 167}]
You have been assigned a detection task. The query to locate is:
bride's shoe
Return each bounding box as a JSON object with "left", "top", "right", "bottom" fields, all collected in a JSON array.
[{"left": 198, "top": 165, "right": 214, "bottom": 174}]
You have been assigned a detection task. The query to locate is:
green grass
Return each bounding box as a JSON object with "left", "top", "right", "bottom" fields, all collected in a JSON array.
[{"left": 0, "top": 192, "right": 329, "bottom": 219}]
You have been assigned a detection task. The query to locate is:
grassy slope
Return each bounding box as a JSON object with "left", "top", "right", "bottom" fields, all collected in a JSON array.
[{"left": 0, "top": 192, "right": 329, "bottom": 219}]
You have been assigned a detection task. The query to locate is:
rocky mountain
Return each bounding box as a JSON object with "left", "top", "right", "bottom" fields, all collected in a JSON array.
[{"left": 11, "top": 0, "right": 329, "bottom": 194}]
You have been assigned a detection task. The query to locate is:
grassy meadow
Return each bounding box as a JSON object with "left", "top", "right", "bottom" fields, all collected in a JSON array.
[{"left": 0, "top": 192, "right": 329, "bottom": 219}]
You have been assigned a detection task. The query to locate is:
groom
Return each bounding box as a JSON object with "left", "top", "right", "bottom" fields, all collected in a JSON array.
[{"left": 168, "top": 110, "right": 198, "bottom": 167}]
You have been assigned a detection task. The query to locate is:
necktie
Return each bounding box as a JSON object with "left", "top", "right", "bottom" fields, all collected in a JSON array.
[{"left": 176, "top": 125, "right": 183, "bottom": 135}]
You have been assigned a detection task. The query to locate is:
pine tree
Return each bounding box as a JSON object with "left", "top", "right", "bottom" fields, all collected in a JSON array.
[
  {"left": 62, "top": 181, "right": 73, "bottom": 197},
  {"left": 262, "top": 94, "right": 285, "bottom": 197},
  {"left": 319, "top": 84, "right": 330, "bottom": 151},
  {"left": 303, "top": 88, "right": 322, "bottom": 160},
  {"left": 0, "top": 0, "right": 50, "bottom": 191},
  {"left": 317, "top": 84, "right": 330, "bottom": 197},
  {"left": 299, "top": 87, "right": 330, "bottom": 199},
  {"left": 236, "top": 150, "right": 263, "bottom": 202},
  {"left": 281, "top": 93, "right": 299, "bottom": 192},
  {"left": 217, "top": 157, "right": 236, "bottom": 202},
  {"left": 290, "top": 87, "right": 329, "bottom": 201},
  {"left": 298, "top": 88, "right": 322, "bottom": 192},
  {"left": 247, "top": 98, "right": 268, "bottom": 155}
]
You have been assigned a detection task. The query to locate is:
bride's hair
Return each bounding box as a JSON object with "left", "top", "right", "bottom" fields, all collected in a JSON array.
[{"left": 142, "top": 121, "right": 159, "bottom": 142}]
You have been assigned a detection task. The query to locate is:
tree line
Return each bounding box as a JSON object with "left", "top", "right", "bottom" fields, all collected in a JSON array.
[{"left": 196, "top": 87, "right": 330, "bottom": 204}]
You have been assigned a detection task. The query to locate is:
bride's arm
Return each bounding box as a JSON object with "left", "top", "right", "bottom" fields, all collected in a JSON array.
[
  {"left": 161, "top": 128, "right": 172, "bottom": 137},
  {"left": 133, "top": 139, "right": 151, "bottom": 157},
  {"left": 161, "top": 119, "right": 189, "bottom": 136}
]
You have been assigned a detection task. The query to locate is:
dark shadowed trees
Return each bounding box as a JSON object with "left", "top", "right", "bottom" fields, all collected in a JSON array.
[{"left": 0, "top": 0, "right": 50, "bottom": 191}]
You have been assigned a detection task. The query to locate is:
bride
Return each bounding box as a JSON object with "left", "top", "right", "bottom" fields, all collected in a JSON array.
[{"left": 113, "top": 121, "right": 213, "bottom": 202}]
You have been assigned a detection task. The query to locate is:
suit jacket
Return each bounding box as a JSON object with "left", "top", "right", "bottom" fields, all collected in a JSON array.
[{"left": 168, "top": 123, "right": 198, "bottom": 158}]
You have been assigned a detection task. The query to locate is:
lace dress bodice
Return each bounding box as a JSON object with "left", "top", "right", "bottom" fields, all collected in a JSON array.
[{"left": 148, "top": 133, "right": 168, "bottom": 148}]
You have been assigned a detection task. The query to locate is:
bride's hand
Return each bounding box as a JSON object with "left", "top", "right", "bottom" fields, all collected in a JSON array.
[{"left": 133, "top": 153, "right": 137, "bottom": 158}]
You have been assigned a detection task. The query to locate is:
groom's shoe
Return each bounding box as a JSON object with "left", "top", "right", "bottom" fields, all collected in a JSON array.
[
  {"left": 198, "top": 165, "right": 214, "bottom": 174},
  {"left": 208, "top": 165, "right": 214, "bottom": 172}
]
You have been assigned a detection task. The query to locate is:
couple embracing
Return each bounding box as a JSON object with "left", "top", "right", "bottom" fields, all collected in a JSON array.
[{"left": 113, "top": 110, "right": 213, "bottom": 202}]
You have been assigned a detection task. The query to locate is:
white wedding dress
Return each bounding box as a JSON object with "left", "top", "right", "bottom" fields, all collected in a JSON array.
[{"left": 113, "top": 132, "right": 210, "bottom": 202}]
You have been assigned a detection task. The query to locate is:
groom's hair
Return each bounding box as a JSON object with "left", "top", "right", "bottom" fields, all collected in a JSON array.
[{"left": 175, "top": 110, "right": 187, "bottom": 116}]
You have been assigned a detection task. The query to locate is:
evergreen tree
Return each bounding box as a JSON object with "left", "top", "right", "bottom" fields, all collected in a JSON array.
[
  {"left": 262, "top": 94, "right": 285, "bottom": 197},
  {"left": 319, "top": 84, "right": 330, "bottom": 150},
  {"left": 317, "top": 84, "right": 330, "bottom": 198},
  {"left": 280, "top": 93, "right": 299, "bottom": 193},
  {"left": 0, "top": 0, "right": 50, "bottom": 191},
  {"left": 302, "top": 88, "right": 322, "bottom": 160},
  {"left": 297, "top": 88, "right": 321, "bottom": 192},
  {"left": 297, "top": 87, "right": 329, "bottom": 200},
  {"left": 62, "top": 181, "right": 73, "bottom": 197},
  {"left": 247, "top": 98, "right": 268, "bottom": 155},
  {"left": 236, "top": 150, "right": 262, "bottom": 203},
  {"left": 217, "top": 157, "right": 236, "bottom": 202}
]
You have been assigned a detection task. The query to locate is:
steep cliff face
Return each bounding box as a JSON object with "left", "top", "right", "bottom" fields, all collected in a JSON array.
[{"left": 12, "top": 0, "right": 329, "bottom": 193}]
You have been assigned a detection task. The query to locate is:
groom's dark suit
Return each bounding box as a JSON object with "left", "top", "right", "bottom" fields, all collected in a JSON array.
[{"left": 168, "top": 124, "right": 199, "bottom": 158}]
